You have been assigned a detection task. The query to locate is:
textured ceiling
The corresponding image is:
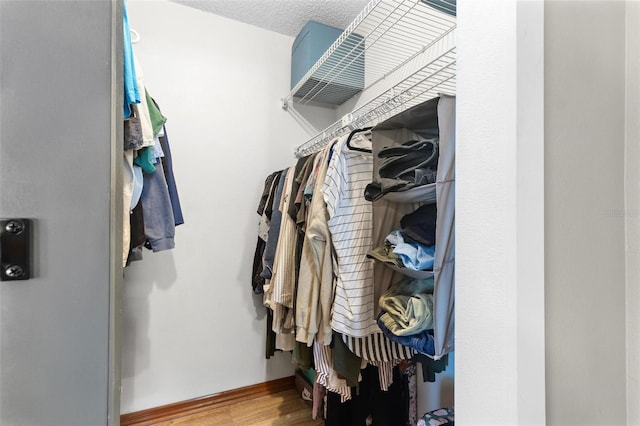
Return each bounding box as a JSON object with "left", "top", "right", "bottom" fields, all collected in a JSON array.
[{"left": 170, "top": 0, "right": 370, "bottom": 37}]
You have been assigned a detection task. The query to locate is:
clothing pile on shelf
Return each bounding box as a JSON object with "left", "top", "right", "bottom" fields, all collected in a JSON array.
[
  {"left": 252, "top": 95, "right": 456, "bottom": 424},
  {"left": 367, "top": 203, "right": 437, "bottom": 279},
  {"left": 122, "top": 1, "right": 183, "bottom": 267}
]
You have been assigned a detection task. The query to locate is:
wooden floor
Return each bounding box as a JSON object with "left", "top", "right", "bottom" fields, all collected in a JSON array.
[{"left": 150, "top": 389, "right": 324, "bottom": 426}]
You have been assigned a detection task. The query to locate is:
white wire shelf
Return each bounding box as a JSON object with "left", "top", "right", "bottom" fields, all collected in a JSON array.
[{"left": 286, "top": 0, "right": 456, "bottom": 158}]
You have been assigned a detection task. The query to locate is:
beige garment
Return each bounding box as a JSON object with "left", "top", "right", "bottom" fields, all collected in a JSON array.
[
  {"left": 295, "top": 143, "right": 336, "bottom": 347},
  {"left": 266, "top": 167, "right": 299, "bottom": 349},
  {"left": 262, "top": 284, "right": 295, "bottom": 351},
  {"left": 272, "top": 289, "right": 296, "bottom": 351},
  {"left": 269, "top": 166, "right": 298, "bottom": 309},
  {"left": 275, "top": 334, "right": 295, "bottom": 352},
  {"left": 122, "top": 150, "right": 134, "bottom": 267}
]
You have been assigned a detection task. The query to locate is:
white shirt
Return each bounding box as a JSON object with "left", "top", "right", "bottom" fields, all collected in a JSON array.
[{"left": 322, "top": 133, "right": 379, "bottom": 337}]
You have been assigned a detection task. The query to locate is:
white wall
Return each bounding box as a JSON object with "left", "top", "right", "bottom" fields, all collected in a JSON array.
[
  {"left": 457, "top": 1, "right": 633, "bottom": 424},
  {"left": 121, "top": 0, "right": 335, "bottom": 413},
  {"left": 545, "top": 1, "right": 627, "bottom": 425},
  {"left": 456, "top": 1, "right": 546, "bottom": 424}
]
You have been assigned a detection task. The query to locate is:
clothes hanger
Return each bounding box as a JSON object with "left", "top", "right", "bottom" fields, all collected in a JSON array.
[
  {"left": 346, "top": 127, "right": 373, "bottom": 153},
  {"left": 130, "top": 28, "right": 140, "bottom": 44}
]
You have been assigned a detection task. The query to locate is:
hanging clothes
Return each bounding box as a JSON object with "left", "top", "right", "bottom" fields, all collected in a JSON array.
[
  {"left": 296, "top": 142, "right": 336, "bottom": 347},
  {"left": 313, "top": 341, "right": 352, "bottom": 402},
  {"left": 121, "top": 10, "right": 183, "bottom": 265},
  {"left": 260, "top": 169, "right": 287, "bottom": 282},
  {"left": 270, "top": 162, "right": 305, "bottom": 312},
  {"left": 132, "top": 56, "right": 154, "bottom": 148},
  {"left": 122, "top": 0, "right": 140, "bottom": 118},
  {"left": 339, "top": 332, "right": 415, "bottom": 363},
  {"left": 157, "top": 122, "right": 184, "bottom": 226},
  {"left": 252, "top": 95, "right": 455, "bottom": 422},
  {"left": 252, "top": 171, "right": 282, "bottom": 294},
  {"left": 321, "top": 133, "right": 379, "bottom": 338},
  {"left": 139, "top": 160, "right": 175, "bottom": 252},
  {"left": 324, "top": 364, "right": 413, "bottom": 426}
]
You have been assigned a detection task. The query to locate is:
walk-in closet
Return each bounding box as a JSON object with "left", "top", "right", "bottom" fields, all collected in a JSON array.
[
  {"left": 0, "top": 0, "right": 638, "bottom": 425},
  {"left": 121, "top": 0, "right": 456, "bottom": 423}
]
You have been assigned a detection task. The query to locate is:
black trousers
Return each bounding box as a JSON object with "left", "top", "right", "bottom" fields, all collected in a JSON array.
[{"left": 324, "top": 364, "right": 408, "bottom": 426}]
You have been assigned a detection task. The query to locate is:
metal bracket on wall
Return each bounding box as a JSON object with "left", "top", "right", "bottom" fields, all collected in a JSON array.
[{"left": 0, "top": 218, "right": 32, "bottom": 281}]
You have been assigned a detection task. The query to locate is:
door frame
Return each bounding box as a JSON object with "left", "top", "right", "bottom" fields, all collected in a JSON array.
[
  {"left": 109, "top": 0, "right": 124, "bottom": 423},
  {"left": 456, "top": 1, "right": 546, "bottom": 424}
]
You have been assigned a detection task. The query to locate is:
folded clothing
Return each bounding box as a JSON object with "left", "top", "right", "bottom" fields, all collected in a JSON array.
[
  {"left": 400, "top": 204, "right": 437, "bottom": 246},
  {"left": 379, "top": 293, "right": 434, "bottom": 336},
  {"left": 378, "top": 277, "right": 435, "bottom": 336},
  {"left": 377, "top": 312, "right": 435, "bottom": 356},
  {"left": 382, "top": 276, "right": 435, "bottom": 297},
  {"left": 366, "top": 244, "right": 403, "bottom": 267},
  {"left": 386, "top": 229, "right": 435, "bottom": 271}
]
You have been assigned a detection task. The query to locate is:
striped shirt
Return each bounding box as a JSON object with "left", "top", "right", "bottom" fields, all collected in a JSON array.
[
  {"left": 341, "top": 333, "right": 416, "bottom": 363},
  {"left": 313, "top": 341, "right": 351, "bottom": 402},
  {"left": 315, "top": 336, "right": 400, "bottom": 396},
  {"left": 266, "top": 167, "right": 297, "bottom": 349},
  {"left": 322, "top": 134, "right": 379, "bottom": 337},
  {"left": 270, "top": 166, "right": 297, "bottom": 309},
  {"left": 368, "top": 360, "right": 396, "bottom": 392}
]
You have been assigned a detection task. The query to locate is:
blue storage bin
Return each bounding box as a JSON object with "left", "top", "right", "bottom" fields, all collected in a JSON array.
[
  {"left": 291, "top": 20, "right": 364, "bottom": 105},
  {"left": 421, "top": 0, "right": 456, "bottom": 16},
  {"left": 291, "top": 21, "right": 342, "bottom": 88}
]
